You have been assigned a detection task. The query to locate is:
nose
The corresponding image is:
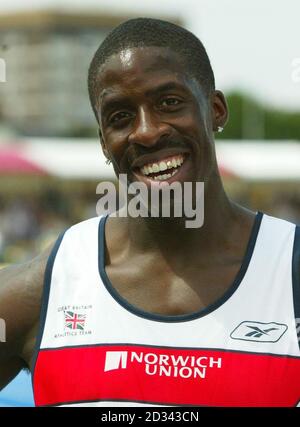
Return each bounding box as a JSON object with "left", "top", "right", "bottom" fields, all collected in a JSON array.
[{"left": 128, "top": 107, "right": 171, "bottom": 147}]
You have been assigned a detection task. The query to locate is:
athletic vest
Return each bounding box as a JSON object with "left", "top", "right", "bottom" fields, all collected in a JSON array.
[{"left": 32, "top": 212, "right": 300, "bottom": 407}]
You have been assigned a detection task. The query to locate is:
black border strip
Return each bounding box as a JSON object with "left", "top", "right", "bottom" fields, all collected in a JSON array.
[
  {"left": 30, "top": 229, "right": 67, "bottom": 401},
  {"left": 46, "top": 397, "right": 201, "bottom": 408},
  {"left": 98, "top": 212, "right": 263, "bottom": 323},
  {"left": 292, "top": 225, "right": 300, "bottom": 350}
]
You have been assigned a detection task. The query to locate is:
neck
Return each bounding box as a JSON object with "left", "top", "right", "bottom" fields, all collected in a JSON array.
[{"left": 120, "top": 175, "right": 245, "bottom": 262}]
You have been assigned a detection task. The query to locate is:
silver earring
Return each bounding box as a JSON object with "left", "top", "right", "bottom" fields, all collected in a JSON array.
[
  {"left": 105, "top": 159, "right": 112, "bottom": 165},
  {"left": 217, "top": 126, "right": 224, "bottom": 133}
]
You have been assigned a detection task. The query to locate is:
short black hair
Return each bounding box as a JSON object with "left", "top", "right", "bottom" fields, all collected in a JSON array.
[{"left": 88, "top": 17, "right": 215, "bottom": 122}]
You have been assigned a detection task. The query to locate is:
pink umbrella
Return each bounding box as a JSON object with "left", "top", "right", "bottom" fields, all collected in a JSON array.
[
  {"left": 0, "top": 147, "right": 48, "bottom": 175},
  {"left": 218, "top": 164, "right": 237, "bottom": 179}
]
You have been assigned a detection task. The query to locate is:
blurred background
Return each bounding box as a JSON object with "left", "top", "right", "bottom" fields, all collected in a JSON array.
[{"left": 0, "top": 0, "right": 299, "bottom": 406}]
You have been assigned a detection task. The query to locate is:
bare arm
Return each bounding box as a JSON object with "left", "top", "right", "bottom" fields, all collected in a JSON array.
[{"left": 0, "top": 245, "right": 54, "bottom": 390}]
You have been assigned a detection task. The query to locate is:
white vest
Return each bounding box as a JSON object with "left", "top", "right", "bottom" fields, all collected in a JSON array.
[{"left": 32, "top": 212, "right": 300, "bottom": 406}]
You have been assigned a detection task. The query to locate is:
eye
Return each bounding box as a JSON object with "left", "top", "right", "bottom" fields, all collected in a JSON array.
[
  {"left": 159, "top": 97, "right": 182, "bottom": 108},
  {"left": 109, "top": 111, "right": 132, "bottom": 125}
]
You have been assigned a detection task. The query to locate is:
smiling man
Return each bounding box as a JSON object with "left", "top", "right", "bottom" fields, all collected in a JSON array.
[{"left": 0, "top": 18, "right": 300, "bottom": 407}]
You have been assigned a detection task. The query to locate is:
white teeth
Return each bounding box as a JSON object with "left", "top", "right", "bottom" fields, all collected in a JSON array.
[
  {"left": 172, "top": 158, "right": 177, "bottom": 168},
  {"left": 139, "top": 154, "right": 186, "bottom": 176},
  {"left": 142, "top": 165, "right": 150, "bottom": 175},
  {"left": 152, "top": 163, "right": 160, "bottom": 173},
  {"left": 153, "top": 172, "right": 173, "bottom": 181},
  {"left": 159, "top": 161, "right": 168, "bottom": 171}
]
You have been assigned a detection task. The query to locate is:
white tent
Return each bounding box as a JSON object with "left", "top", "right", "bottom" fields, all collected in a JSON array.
[
  {"left": 216, "top": 141, "right": 300, "bottom": 181},
  {"left": 0, "top": 138, "right": 299, "bottom": 181}
]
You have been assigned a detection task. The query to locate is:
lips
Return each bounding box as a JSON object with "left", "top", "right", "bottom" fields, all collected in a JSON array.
[
  {"left": 131, "top": 152, "right": 191, "bottom": 187},
  {"left": 138, "top": 154, "right": 185, "bottom": 181},
  {"left": 130, "top": 148, "right": 190, "bottom": 183}
]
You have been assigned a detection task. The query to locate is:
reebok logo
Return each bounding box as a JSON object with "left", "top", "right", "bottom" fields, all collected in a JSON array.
[
  {"left": 104, "top": 350, "right": 222, "bottom": 379},
  {"left": 230, "top": 321, "right": 288, "bottom": 343}
]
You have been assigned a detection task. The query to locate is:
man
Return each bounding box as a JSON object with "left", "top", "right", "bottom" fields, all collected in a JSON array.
[{"left": 0, "top": 18, "right": 299, "bottom": 407}]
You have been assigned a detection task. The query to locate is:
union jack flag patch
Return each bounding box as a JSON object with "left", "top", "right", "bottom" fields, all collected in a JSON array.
[{"left": 64, "top": 311, "right": 86, "bottom": 330}]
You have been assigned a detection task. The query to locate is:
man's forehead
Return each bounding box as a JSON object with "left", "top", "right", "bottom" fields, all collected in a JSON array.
[
  {"left": 118, "top": 48, "right": 136, "bottom": 69},
  {"left": 98, "top": 46, "right": 186, "bottom": 82},
  {"left": 96, "top": 46, "right": 188, "bottom": 98},
  {"left": 107, "top": 45, "right": 181, "bottom": 63}
]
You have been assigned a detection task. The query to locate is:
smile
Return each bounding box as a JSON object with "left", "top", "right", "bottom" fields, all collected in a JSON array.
[{"left": 138, "top": 154, "right": 186, "bottom": 181}]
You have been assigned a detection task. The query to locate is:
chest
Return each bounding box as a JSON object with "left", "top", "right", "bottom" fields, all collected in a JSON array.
[{"left": 105, "top": 254, "right": 243, "bottom": 316}]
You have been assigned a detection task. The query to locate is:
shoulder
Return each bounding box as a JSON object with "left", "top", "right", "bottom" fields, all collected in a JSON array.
[
  {"left": 258, "top": 212, "right": 298, "bottom": 248},
  {"left": 253, "top": 212, "right": 296, "bottom": 252},
  {"left": 54, "top": 216, "right": 103, "bottom": 256},
  {"left": 0, "top": 244, "right": 54, "bottom": 329},
  {"left": 0, "top": 243, "right": 55, "bottom": 376},
  {"left": 261, "top": 212, "right": 297, "bottom": 231},
  {"left": 62, "top": 216, "right": 103, "bottom": 240}
]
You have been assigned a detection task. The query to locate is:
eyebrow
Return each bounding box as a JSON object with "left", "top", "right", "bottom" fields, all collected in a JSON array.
[
  {"left": 100, "top": 97, "right": 131, "bottom": 119},
  {"left": 144, "top": 81, "right": 187, "bottom": 97},
  {"left": 99, "top": 81, "right": 187, "bottom": 116}
]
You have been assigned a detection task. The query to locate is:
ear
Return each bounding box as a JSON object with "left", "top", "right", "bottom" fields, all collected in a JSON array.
[
  {"left": 211, "top": 90, "right": 229, "bottom": 132},
  {"left": 98, "top": 128, "right": 110, "bottom": 161}
]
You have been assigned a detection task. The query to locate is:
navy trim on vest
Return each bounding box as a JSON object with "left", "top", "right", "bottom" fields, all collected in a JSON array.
[
  {"left": 31, "top": 229, "right": 67, "bottom": 401},
  {"left": 292, "top": 225, "right": 300, "bottom": 350},
  {"left": 98, "top": 212, "right": 263, "bottom": 323}
]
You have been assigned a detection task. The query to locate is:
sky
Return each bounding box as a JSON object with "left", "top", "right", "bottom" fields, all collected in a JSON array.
[
  {"left": 1, "top": 0, "right": 300, "bottom": 110},
  {"left": 0, "top": 371, "right": 34, "bottom": 407}
]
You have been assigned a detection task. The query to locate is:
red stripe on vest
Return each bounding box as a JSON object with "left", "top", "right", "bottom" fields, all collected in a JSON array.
[{"left": 33, "top": 344, "right": 300, "bottom": 406}]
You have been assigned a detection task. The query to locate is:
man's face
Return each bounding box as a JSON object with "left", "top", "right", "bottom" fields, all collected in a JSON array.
[{"left": 96, "top": 46, "right": 218, "bottom": 188}]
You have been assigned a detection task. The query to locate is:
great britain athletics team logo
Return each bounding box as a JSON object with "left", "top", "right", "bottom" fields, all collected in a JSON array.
[
  {"left": 64, "top": 310, "right": 86, "bottom": 331},
  {"left": 54, "top": 304, "right": 93, "bottom": 339}
]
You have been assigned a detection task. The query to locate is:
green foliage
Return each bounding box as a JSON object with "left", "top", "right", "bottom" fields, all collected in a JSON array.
[{"left": 219, "top": 91, "right": 300, "bottom": 141}]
